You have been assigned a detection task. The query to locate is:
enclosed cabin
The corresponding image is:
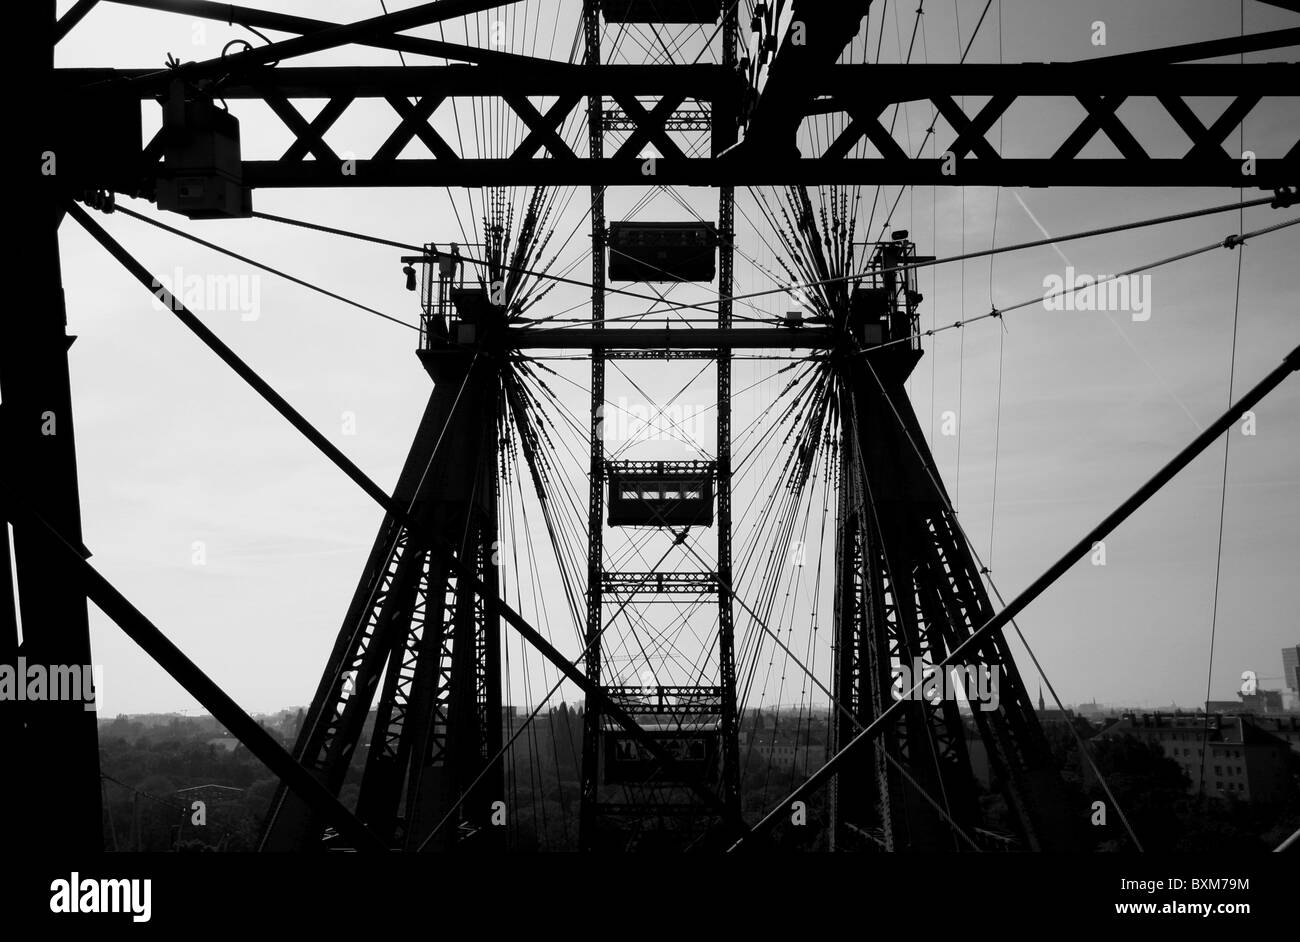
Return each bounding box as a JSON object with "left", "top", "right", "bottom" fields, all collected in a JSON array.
[
  {"left": 155, "top": 89, "right": 251, "bottom": 219},
  {"left": 608, "top": 222, "right": 718, "bottom": 283},
  {"left": 600, "top": 0, "right": 722, "bottom": 23},
  {"left": 603, "top": 721, "right": 721, "bottom": 784},
  {"left": 606, "top": 460, "right": 716, "bottom": 528},
  {"left": 848, "top": 231, "right": 933, "bottom": 353},
  {"left": 601, "top": 686, "right": 723, "bottom": 785}
]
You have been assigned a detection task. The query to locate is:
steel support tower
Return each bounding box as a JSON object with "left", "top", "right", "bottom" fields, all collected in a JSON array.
[
  {"left": 260, "top": 323, "right": 505, "bottom": 852},
  {"left": 828, "top": 245, "right": 1074, "bottom": 851}
]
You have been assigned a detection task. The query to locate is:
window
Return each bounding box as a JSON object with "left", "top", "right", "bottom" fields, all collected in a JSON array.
[{"left": 1214, "top": 766, "right": 1222, "bottom": 775}]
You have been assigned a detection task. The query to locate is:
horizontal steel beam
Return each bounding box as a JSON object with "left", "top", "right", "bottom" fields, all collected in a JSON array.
[
  {"left": 509, "top": 327, "right": 834, "bottom": 349},
  {"left": 58, "top": 62, "right": 1299, "bottom": 189},
  {"left": 802, "top": 61, "right": 1299, "bottom": 98},
  {"left": 235, "top": 158, "right": 1297, "bottom": 188},
  {"left": 73, "top": 61, "right": 1290, "bottom": 104},
  {"left": 602, "top": 572, "right": 721, "bottom": 595},
  {"left": 595, "top": 803, "right": 721, "bottom": 816},
  {"left": 66, "top": 64, "right": 732, "bottom": 98}
]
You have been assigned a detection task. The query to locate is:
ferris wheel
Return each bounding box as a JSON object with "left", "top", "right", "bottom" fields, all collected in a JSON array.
[{"left": 13, "top": 0, "right": 1300, "bottom": 859}]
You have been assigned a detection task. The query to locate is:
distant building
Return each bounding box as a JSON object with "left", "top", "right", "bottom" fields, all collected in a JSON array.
[
  {"left": 176, "top": 784, "right": 245, "bottom": 803},
  {"left": 1210, "top": 688, "right": 1287, "bottom": 715},
  {"left": 741, "top": 712, "right": 827, "bottom": 774},
  {"left": 1241, "top": 689, "right": 1286, "bottom": 713},
  {"left": 1038, "top": 708, "right": 1075, "bottom": 724},
  {"left": 1075, "top": 700, "right": 1113, "bottom": 722},
  {"left": 1284, "top": 645, "right": 1300, "bottom": 693},
  {"left": 1251, "top": 715, "right": 1300, "bottom": 756},
  {"left": 744, "top": 737, "right": 825, "bottom": 774},
  {"left": 1093, "top": 712, "right": 1293, "bottom": 804},
  {"left": 1035, "top": 686, "right": 1074, "bottom": 725},
  {"left": 963, "top": 707, "right": 1089, "bottom": 792}
]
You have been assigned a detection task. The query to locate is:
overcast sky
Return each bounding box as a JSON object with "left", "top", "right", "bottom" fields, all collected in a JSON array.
[{"left": 47, "top": 0, "right": 1300, "bottom": 718}]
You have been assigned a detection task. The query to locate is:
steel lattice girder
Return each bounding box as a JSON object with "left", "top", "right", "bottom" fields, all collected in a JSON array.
[
  {"left": 830, "top": 350, "right": 1075, "bottom": 852},
  {"left": 601, "top": 572, "right": 721, "bottom": 595},
  {"left": 260, "top": 353, "right": 503, "bottom": 852},
  {"left": 57, "top": 61, "right": 1299, "bottom": 190}
]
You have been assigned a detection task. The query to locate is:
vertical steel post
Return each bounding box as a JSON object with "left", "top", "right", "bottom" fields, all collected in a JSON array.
[
  {"left": 715, "top": 0, "right": 743, "bottom": 831},
  {"left": 4, "top": 0, "right": 102, "bottom": 852},
  {"left": 578, "top": 0, "right": 607, "bottom": 851}
]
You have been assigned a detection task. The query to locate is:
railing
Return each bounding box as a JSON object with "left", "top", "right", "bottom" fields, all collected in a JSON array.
[
  {"left": 852, "top": 237, "right": 930, "bottom": 352},
  {"left": 601, "top": 572, "right": 720, "bottom": 595},
  {"left": 605, "top": 459, "right": 718, "bottom": 477},
  {"left": 604, "top": 685, "right": 725, "bottom": 716},
  {"left": 410, "top": 241, "right": 486, "bottom": 352}
]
